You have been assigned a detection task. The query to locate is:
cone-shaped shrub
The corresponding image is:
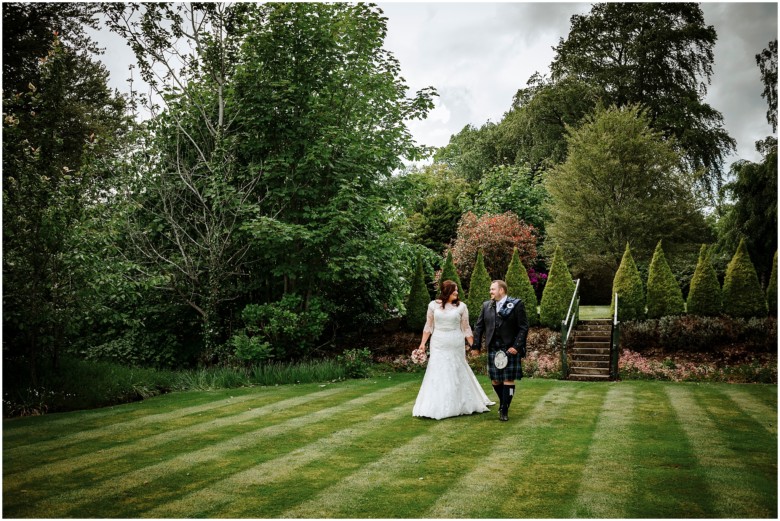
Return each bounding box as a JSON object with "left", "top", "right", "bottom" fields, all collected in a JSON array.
[
  {"left": 768, "top": 251, "right": 777, "bottom": 316},
  {"left": 406, "top": 255, "right": 432, "bottom": 331},
  {"left": 646, "top": 240, "right": 685, "bottom": 318},
  {"left": 723, "top": 239, "right": 768, "bottom": 318},
  {"left": 611, "top": 243, "right": 645, "bottom": 321},
  {"left": 505, "top": 247, "right": 538, "bottom": 326},
  {"left": 540, "top": 246, "right": 575, "bottom": 328},
  {"left": 687, "top": 244, "right": 722, "bottom": 316},
  {"left": 466, "top": 251, "right": 492, "bottom": 324},
  {"left": 438, "top": 250, "right": 462, "bottom": 294}
]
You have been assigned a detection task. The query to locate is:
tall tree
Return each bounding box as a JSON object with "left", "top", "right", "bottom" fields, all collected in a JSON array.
[
  {"left": 545, "top": 104, "right": 710, "bottom": 278},
  {"left": 551, "top": 3, "right": 735, "bottom": 194},
  {"left": 756, "top": 39, "right": 777, "bottom": 133},
  {"left": 3, "top": 5, "right": 127, "bottom": 379}
]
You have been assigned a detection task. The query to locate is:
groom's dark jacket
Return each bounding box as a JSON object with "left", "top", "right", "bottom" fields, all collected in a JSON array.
[{"left": 472, "top": 297, "right": 529, "bottom": 358}]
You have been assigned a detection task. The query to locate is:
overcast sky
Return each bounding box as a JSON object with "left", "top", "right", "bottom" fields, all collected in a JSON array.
[{"left": 93, "top": 2, "right": 778, "bottom": 168}]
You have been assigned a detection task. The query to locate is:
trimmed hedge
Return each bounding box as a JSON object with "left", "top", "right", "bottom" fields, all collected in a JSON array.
[
  {"left": 611, "top": 243, "right": 645, "bottom": 321},
  {"left": 466, "top": 250, "right": 492, "bottom": 325},
  {"left": 406, "top": 254, "right": 431, "bottom": 331},
  {"left": 505, "top": 247, "right": 539, "bottom": 326},
  {"left": 687, "top": 244, "right": 722, "bottom": 316},
  {"left": 646, "top": 240, "right": 685, "bottom": 318},
  {"left": 438, "top": 250, "right": 463, "bottom": 294},
  {"left": 540, "top": 245, "right": 575, "bottom": 328},
  {"left": 723, "top": 239, "right": 768, "bottom": 318}
]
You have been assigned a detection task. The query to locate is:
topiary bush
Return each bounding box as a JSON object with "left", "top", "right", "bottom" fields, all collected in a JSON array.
[
  {"left": 539, "top": 245, "right": 575, "bottom": 328},
  {"left": 722, "top": 239, "right": 768, "bottom": 318},
  {"left": 646, "top": 240, "right": 685, "bottom": 318},
  {"left": 611, "top": 243, "right": 645, "bottom": 321},
  {"left": 438, "top": 249, "right": 463, "bottom": 293},
  {"left": 687, "top": 244, "right": 722, "bottom": 316},
  {"left": 505, "top": 247, "right": 539, "bottom": 326},
  {"left": 466, "top": 250, "right": 492, "bottom": 325},
  {"left": 406, "top": 254, "right": 432, "bottom": 331},
  {"left": 768, "top": 251, "right": 777, "bottom": 316}
]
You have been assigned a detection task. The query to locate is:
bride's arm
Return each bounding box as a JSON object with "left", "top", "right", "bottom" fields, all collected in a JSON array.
[
  {"left": 461, "top": 304, "right": 474, "bottom": 348},
  {"left": 418, "top": 302, "right": 435, "bottom": 350}
]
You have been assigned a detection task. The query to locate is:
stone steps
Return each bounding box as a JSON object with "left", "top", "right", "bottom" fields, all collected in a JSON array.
[{"left": 567, "top": 319, "right": 614, "bottom": 381}]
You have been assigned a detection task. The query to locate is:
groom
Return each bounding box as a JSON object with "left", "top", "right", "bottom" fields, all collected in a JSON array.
[{"left": 470, "top": 280, "right": 529, "bottom": 421}]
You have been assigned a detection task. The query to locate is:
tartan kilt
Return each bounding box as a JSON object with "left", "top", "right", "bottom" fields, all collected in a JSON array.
[{"left": 487, "top": 348, "right": 523, "bottom": 381}]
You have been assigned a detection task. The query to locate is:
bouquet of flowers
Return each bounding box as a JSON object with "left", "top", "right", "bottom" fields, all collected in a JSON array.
[{"left": 411, "top": 347, "right": 428, "bottom": 365}]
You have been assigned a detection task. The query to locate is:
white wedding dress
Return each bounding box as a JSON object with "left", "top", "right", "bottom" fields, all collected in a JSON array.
[{"left": 413, "top": 300, "right": 493, "bottom": 420}]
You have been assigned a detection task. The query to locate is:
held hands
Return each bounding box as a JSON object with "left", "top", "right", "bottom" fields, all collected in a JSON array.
[{"left": 507, "top": 347, "right": 518, "bottom": 355}]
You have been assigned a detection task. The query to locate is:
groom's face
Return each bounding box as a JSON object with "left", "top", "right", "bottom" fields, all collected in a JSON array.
[{"left": 489, "top": 282, "right": 505, "bottom": 301}]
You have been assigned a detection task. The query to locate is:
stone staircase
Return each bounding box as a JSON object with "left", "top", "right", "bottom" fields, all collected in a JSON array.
[{"left": 568, "top": 319, "right": 612, "bottom": 381}]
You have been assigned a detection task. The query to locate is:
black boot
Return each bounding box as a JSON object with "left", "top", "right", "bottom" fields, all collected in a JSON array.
[
  {"left": 492, "top": 382, "right": 504, "bottom": 417},
  {"left": 500, "top": 384, "right": 515, "bottom": 421}
]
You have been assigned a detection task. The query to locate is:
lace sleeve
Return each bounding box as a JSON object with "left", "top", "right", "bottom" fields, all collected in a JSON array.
[
  {"left": 460, "top": 304, "right": 473, "bottom": 337},
  {"left": 423, "top": 302, "right": 435, "bottom": 334}
]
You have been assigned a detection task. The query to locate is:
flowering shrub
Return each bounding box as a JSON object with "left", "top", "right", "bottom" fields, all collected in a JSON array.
[
  {"left": 618, "top": 349, "right": 777, "bottom": 383},
  {"left": 375, "top": 354, "right": 426, "bottom": 373},
  {"left": 523, "top": 350, "right": 563, "bottom": 379},
  {"left": 451, "top": 211, "right": 537, "bottom": 286}
]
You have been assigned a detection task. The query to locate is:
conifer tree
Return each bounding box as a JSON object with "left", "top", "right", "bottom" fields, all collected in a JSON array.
[
  {"left": 723, "top": 239, "right": 768, "bottom": 317},
  {"left": 687, "top": 244, "right": 722, "bottom": 316},
  {"left": 406, "top": 255, "right": 432, "bottom": 331},
  {"left": 466, "top": 251, "right": 492, "bottom": 325},
  {"left": 505, "top": 247, "right": 539, "bottom": 325},
  {"left": 540, "top": 246, "right": 576, "bottom": 328},
  {"left": 611, "top": 243, "right": 645, "bottom": 321},
  {"left": 646, "top": 240, "right": 685, "bottom": 318},
  {"left": 438, "top": 250, "right": 463, "bottom": 295},
  {"left": 768, "top": 251, "right": 777, "bottom": 316}
]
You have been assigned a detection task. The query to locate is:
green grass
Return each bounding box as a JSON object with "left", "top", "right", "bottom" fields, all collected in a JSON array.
[
  {"left": 579, "top": 305, "right": 612, "bottom": 320},
  {"left": 3, "top": 376, "right": 776, "bottom": 518}
]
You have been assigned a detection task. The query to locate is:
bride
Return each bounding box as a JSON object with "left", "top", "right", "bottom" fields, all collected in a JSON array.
[{"left": 412, "top": 280, "right": 494, "bottom": 420}]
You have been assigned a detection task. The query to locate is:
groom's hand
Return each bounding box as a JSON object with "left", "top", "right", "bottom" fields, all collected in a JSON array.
[{"left": 507, "top": 347, "right": 518, "bottom": 355}]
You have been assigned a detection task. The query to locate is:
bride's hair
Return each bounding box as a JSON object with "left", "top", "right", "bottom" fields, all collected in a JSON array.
[{"left": 437, "top": 280, "right": 460, "bottom": 308}]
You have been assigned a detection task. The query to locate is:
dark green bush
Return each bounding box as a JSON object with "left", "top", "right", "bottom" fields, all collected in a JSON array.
[
  {"left": 723, "top": 239, "right": 768, "bottom": 318},
  {"left": 611, "top": 243, "right": 645, "bottom": 321},
  {"left": 768, "top": 251, "right": 777, "bottom": 316},
  {"left": 506, "top": 247, "right": 539, "bottom": 326},
  {"left": 438, "top": 250, "right": 463, "bottom": 293},
  {"left": 466, "top": 251, "right": 492, "bottom": 325},
  {"left": 406, "top": 254, "right": 432, "bottom": 331},
  {"left": 337, "top": 348, "right": 373, "bottom": 378},
  {"left": 539, "top": 246, "right": 575, "bottom": 328},
  {"left": 646, "top": 241, "right": 685, "bottom": 318},
  {"left": 687, "top": 244, "right": 722, "bottom": 316}
]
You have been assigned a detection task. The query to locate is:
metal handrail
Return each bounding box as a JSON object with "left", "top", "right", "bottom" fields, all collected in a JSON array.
[
  {"left": 560, "top": 279, "right": 581, "bottom": 379},
  {"left": 610, "top": 292, "right": 620, "bottom": 379}
]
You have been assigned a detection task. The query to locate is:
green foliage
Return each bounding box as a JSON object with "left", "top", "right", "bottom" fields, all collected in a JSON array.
[
  {"left": 551, "top": 2, "right": 735, "bottom": 192},
  {"left": 233, "top": 294, "right": 329, "bottom": 360},
  {"left": 756, "top": 40, "right": 777, "bottom": 132},
  {"left": 539, "top": 246, "right": 576, "bottom": 328},
  {"left": 723, "top": 239, "right": 768, "bottom": 318},
  {"left": 433, "top": 122, "right": 502, "bottom": 183},
  {"left": 687, "top": 244, "right": 722, "bottom": 316},
  {"left": 718, "top": 144, "right": 777, "bottom": 283},
  {"left": 545, "top": 104, "right": 709, "bottom": 277},
  {"left": 336, "top": 348, "right": 373, "bottom": 378},
  {"left": 505, "top": 247, "right": 539, "bottom": 326},
  {"left": 646, "top": 241, "right": 685, "bottom": 319},
  {"left": 406, "top": 255, "right": 432, "bottom": 331},
  {"left": 460, "top": 164, "right": 550, "bottom": 233},
  {"left": 611, "top": 244, "right": 645, "bottom": 321},
  {"left": 438, "top": 250, "right": 463, "bottom": 293},
  {"left": 768, "top": 251, "right": 777, "bottom": 316},
  {"left": 466, "top": 251, "right": 492, "bottom": 325}
]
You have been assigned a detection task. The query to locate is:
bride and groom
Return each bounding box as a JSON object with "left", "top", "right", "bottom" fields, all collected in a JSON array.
[{"left": 412, "top": 279, "right": 529, "bottom": 421}]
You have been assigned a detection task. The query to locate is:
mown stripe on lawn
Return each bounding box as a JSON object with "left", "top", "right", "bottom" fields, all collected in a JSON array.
[
  {"left": 279, "top": 382, "right": 565, "bottom": 518},
  {"left": 5, "top": 388, "right": 341, "bottom": 460},
  {"left": 4, "top": 387, "right": 349, "bottom": 486},
  {"left": 423, "top": 385, "right": 581, "bottom": 518},
  {"left": 718, "top": 385, "right": 777, "bottom": 435},
  {"left": 569, "top": 385, "right": 636, "bottom": 517},
  {"left": 29, "top": 381, "right": 413, "bottom": 518},
  {"left": 666, "top": 385, "right": 775, "bottom": 518},
  {"left": 144, "top": 400, "right": 416, "bottom": 517}
]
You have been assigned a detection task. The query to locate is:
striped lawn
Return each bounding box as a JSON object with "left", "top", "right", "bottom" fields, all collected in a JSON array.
[{"left": 3, "top": 375, "right": 776, "bottom": 518}]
